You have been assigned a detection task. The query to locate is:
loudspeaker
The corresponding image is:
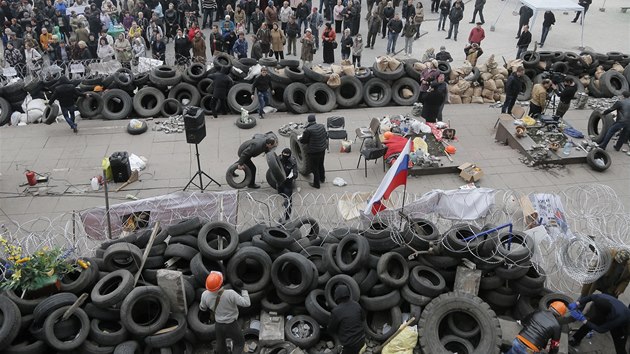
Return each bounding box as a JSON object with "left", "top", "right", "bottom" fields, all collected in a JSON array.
[
  {"left": 183, "top": 106, "right": 206, "bottom": 144},
  {"left": 109, "top": 151, "right": 132, "bottom": 183}
]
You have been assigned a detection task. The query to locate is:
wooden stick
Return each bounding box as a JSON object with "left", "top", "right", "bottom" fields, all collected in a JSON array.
[
  {"left": 373, "top": 317, "right": 416, "bottom": 353},
  {"left": 62, "top": 293, "right": 89, "bottom": 321},
  {"left": 134, "top": 221, "right": 161, "bottom": 286}
]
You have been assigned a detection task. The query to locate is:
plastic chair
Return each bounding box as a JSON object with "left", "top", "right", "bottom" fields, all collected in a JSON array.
[{"left": 357, "top": 142, "right": 388, "bottom": 177}]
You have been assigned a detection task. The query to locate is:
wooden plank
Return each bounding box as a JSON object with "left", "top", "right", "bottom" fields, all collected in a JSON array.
[{"left": 134, "top": 221, "right": 161, "bottom": 287}]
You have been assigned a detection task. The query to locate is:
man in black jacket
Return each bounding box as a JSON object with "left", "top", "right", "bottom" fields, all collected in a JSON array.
[
  {"left": 47, "top": 76, "right": 87, "bottom": 133},
  {"left": 251, "top": 67, "right": 273, "bottom": 119},
  {"left": 555, "top": 77, "right": 577, "bottom": 118},
  {"left": 572, "top": 0, "right": 591, "bottom": 24},
  {"left": 435, "top": 45, "right": 453, "bottom": 61},
  {"left": 598, "top": 91, "right": 630, "bottom": 151},
  {"left": 207, "top": 67, "right": 234, "bottom": 118},
  {"left": 174, "top": 28, "right": 191, "bottom": 64},
  {"left": 470, "top": 0, "right": 485, "bottom": 24},
  {"left": 236, "top": 136, "right": 278, "bottom": 189},
  {"left": 328, "top": 285, "right": 365, "bottom": 354},
  {"left": 277, "top": 148, "right": 298, "bottom": 222},
  {"left": 445, "top": 2, "right": 462, "bottom": 41},
  {"left": 517, "top": 4, "right": 533, "bottom": 38},
  {"left": 299, "top": 114, "right": 328, "bottom": 189},
  {"left": 515, "top": 24, "right": 531, "bottom": 59},
  {"left": 540, "top": 10, "right": 555, "bottom": 48},
  {"left": 502, "top": 66, "right": 524, "bottom": 114},
  {"left": 385, "top": 12, "right": 402, "bottom": 55},
  {"left": 506, "top": 301, "right": 565, "bottom": 354}
]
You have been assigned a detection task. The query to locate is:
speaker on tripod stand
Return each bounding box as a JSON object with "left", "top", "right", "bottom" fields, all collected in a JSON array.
[{"left": 183, "top": 106, "right": 221, "bottom": 191}]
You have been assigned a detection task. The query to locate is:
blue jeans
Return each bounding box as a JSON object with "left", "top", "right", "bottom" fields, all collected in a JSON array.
[
  {"left": 404, "top": 36, "right": 413, "bottom": 54},
  {"left": 61, "top": 105, "right": 77, "bottom": 129},
  {"left": 257, "top": 91, "right": 271, "bottom": 116},
  {"left": 312, "top": 27, "right": 320, "bottom": 48},
  {"left": 506, "top": 338, "right": 542, "bottom": 354},
  {"left": 599, "top": 121, "right": 630, "bottom": 150},
  {"left": 540, "top": 25, "right": 550, "bottom": 45},
  {"left": 447, "top": 22, "right": 459, "bottom": 40},
  {"left": 438, "top": 13, "right": 447, "bottom": 29},
  {"left": 387, "top": 32, "right": 398, "bottom": 54},
  {"left": 298, "top": 18, "right": 308, "bottom": 33}
]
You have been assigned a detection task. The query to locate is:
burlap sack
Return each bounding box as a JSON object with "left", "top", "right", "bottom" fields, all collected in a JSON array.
[
  {"left": 481, "top": 73, "right": 493, "bottom": 81},
  {"left": 414, "top": 62, "right": 427, "bottom": 71},
  {"left": 594, "top": 66, "right": 605, "bottom": 80},
  {"left": 495, "top": 79, "right": 504, "bottom": 89},
  {"left": 612, "top": 62, "right": 624, "bottom": 73},
  {"left": 431, "top": 59, "right": 439, "bottom": 69},
  {"left": 377, "top": 57, "right": 389, "bottom": 72},
  {"left": 312, "top": 65, "right": 328, "bottom": 75},
  {"left": 509, "top": 59, "right": 524, "bottom": 73},
  {"left": 473, "top": 86, "right": 483, "bottom": 97},
  {"left": 461, "top": 87, "right": 474, "bottom": 98},
  {"left": 388, "top": 58, "right": 402, "bottom": 71},
  {"left": 478, "top": 63, "right": 488, "bottom": 73},
  {"left": 490, "top": 68, "right": 500, "bottom": 76},
  {"left": 460, "top": 61, "right": 473, "bottom": 76},
  {"left": 471, "top": 96, "right": 484, "bottom": 104},
  {"left": 495, "top": 87, "right": 505, "bottom": 94},
  {"left": 497, "top": 67, "right": 509, "bottom": 77},
  {"left": 493, "top": 74, "right": 505, "bottom": 81},
  {"left": 450, "top": 95, "right": 462, "bottom": 104},
  {"left": 402, "top": 88, "right": 413, "bottom": 98},
  {"left": 500, "top": 94, "right": 506, "bottom": 102},
  {"left": 448, "top": 84, "right": 461, "bottom": 95},
  {"left": 482, "top": 88, "right": 494, "bottom": 99},
  {"left": 581, "top": 54, "right": 593, "bottom": 66},
  {"left": 537, "top": 61, "right": 547, "bottom": 70},
  {"left": 493, "top": 93, "right": 502, "bottom": 102},
  {"left": 342, "top": 65, "right": 355, "bottom": 76},
  {"left": 462, "top": 97, "right": 472, "bottom": 104},
  {"left": 331, "top": 64, "right": 343, "bottom": 75},
  {"left": 327, "top": 73, "right": 341, "bottom": 88},
  {"left": 483, "top": 79, "right": 497, "bottom": 91},
  {"left": 483, "top": 98, "right": 495, "bottom": 103},
  {"left": 449, "top": 70, "right": 459, "bottom": 81},
  {"left": 457, "top": 80, "right": 471, "bottom": 92},
  {"left": 340, "top": 59, "right": 352, "bottom": 66}
]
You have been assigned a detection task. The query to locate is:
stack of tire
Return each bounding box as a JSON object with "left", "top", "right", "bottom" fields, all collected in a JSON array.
[{"left": 0, "top": 215, "right": 573, "bottom": 354}]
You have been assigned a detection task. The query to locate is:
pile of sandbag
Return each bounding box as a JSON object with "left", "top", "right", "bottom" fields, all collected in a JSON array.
[{"left": 446, "top": 55, "right": 510, "bottom": 105}]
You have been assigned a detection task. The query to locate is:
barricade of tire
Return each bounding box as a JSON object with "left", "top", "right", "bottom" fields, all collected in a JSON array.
[{"left": 0, "top": 216, "right": 570, "bottom": 354}]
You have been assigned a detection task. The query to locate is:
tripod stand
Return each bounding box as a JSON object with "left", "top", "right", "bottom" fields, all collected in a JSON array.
[{"left": 184, "top": 143, "right": 221, "bottom": 192}]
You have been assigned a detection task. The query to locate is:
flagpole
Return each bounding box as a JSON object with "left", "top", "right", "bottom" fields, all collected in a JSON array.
[{"left": 399, "top": 183, "right": 408, "bottom": 230}]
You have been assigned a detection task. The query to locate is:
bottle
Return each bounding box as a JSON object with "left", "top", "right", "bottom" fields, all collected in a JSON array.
[
  {"left": 91, "top": 177, "right": 100, "bottom": 191},
  {"left": 562, "top": 141, "right": 572, "bottom": 156}
]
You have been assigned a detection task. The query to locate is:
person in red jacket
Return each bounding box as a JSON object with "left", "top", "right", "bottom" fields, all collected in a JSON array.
[{"left": 468, "top": 22, "right": 485, "bottom": 45}]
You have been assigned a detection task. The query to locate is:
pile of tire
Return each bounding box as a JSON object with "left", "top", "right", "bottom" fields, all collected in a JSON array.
[{"left": 0, "top": 215, "right": 572, "bottom": 354}]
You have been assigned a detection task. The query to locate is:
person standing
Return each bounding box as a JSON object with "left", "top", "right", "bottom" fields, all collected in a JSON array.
[
  {"left": 401, "top": 0, "right": 415, "bottom": 23},
  {"left": 300, "top": 28, "right": 315, "bottom": 64},
  {"left": 445, "top": 2, "right": 462, "bottom": 41},
  {"left": 208, "top": 25, "right": 223, "bottom": 55},
  {"left": 236, "top": 135, "right": 278, "bottom": 189},
  {"left": 264, "top": 0, "right": 278, "bottom": 27},
  {"left": 191, "top": 30, "right": 206, "bottom": 62},
  {"left": 207, "top": 67, "right": 234, "bottom": 117},
  {"left": 568, "top": 294, "right": 630, "bottom": 354},
  {"left": 572, "top": 0, "right": 591, "bottom": 24},
  {"left": 435, "top": 45, "right": 453, "bottom": 61},
  {"left": 199, "top": 272, "right": 250, "bottom": 354},
  {"left": 173, "top": 28, "right": 191, "bottom": 64},
  {"left": 333, "top": 0, "right": 344, "bottom": 33},
  {"left": 539, "top": 10, "right": 555, "bottom": 48},
  {"left": 413, "top": 2, "right": 424, "bottom": 39},
  {"left": 201, "top": 0, "right": 217, "bottom": 28},
  {"left": 515, "top": 24, "right": 531, "bottom": 59},
  {"left": 270, "top": 22, "right": 286, "bottom": 59},
  {"left": 340, "top": 28, "right": 352, "bottom": 60},
  {"left": 256, "top": 22, "right": 272, "bottom": 57},
  {"left": 277, "top": 148, "right": 298, "bottom": 223},
  {"left": 433, "top": 73, "right": 448, "bottom": 121},
  {"left": 505, "top": 301, "right": 566, "bottom": 354},
  {"left": 279, "top": 1, "right": 293, "bottom": 31},
  {"left": 386, "top": 12, "right": 402, "bottom": 55},
  {"left": 598, "top": 91, "right": 630, "bottom": 151},
  {"left": 252, "top": 66, "right": 273, "bottom": 119},
  {"left": 321, "top": 22, "right": 336, "bottom": 63},
  {"left": 529, "top": 79, "right": 552, "bottom": 117},
  {"left": 381, "top": 1, "right": 394, "bottom": 39},
  {"left": 285, "top": 16, "right": 299, "bottom": 56},
  {"left": 438, "top": 0, "right": 450, "bottom": 31},
  {"left": 422, "top": 79, "right": 445, "bottom": 122},
  {"left": 351, "top": 33, "right": 363, "bottom": 66},
  {"left": 47, "top": 76, "right": 87, "bottom": 133},
  {"left": 554, "top": 77, "right": 577, "bottom": 118},
  {"left": 251, "top": 6, "right": 265, "bottom": 34},
  {"left": 232, "top": 31, "right": 249, "bottom": 58},
  {"left": 366, "top": 10, "right": 381, "bottom": 49},
  {"left": 517, "top": 4, "right": 533, "bottom": 38},
  {"left": 468, "top": 22, "right": 485, "bottom": 45},
  {"left": 431, "top": 0, "right": 439, "bottom": 13},
  {"left": 502, "top": 66, "right": 524, "bottom": 115},
  {"left": 470, "top": 0, "right": 485, "bottom": 24},
  {"left": 581, "top": 249, "right": 630, "bottom": 298},
  {"left": 306, "top": 8, "right": 324, "bottom": 49},
  {"left": 402, "top": 17, "right": 416, "bottom": 56},
  {"left": 296, "top": 0, "right": 310, "bottom": 33},
  {"left": 300, "top": 114, "right": 328, "bottom": 189},
  {"left": 327, "top": 285, "right": 365, "bottom": 354}
]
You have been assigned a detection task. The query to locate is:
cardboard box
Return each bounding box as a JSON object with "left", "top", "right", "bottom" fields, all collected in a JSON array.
[{"left": 458, "top": 163, "right": 484, "bottom": 182}]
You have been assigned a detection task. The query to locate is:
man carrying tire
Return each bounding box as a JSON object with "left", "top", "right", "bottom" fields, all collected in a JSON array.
[
  {"left": 327, "top": 285, "right": 365, "bottom": 354},
  {"left": 251, "top": 66, "right": 273, "bottom": 119},
  {"left": 277, "top": 148, "right": 298, "bottom": 222},
  {"left": 200, "top": 271, "right": 250, "bottom": 354},
  {"left": 299, "top": 114, "right": 328, "bottom": 189},
  {"left": 598, "top": 91, "right": 630, "bottom": 151},
  {"left": 47, "top": 76, "right": 87, "bottom": 133},
  {"left": 506, "top": 301, "right": 566, "bottom": 354},
  {"left": 237, "top": 135, "right": 278, "bottom": 189}
]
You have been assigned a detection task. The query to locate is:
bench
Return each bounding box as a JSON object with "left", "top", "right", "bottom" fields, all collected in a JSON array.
[{"left": 622, "top": 7, "right": 630, "bottom": 13}]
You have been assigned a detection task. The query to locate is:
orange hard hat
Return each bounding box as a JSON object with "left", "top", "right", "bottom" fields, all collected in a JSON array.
[
  {"left": 205, "top": 271, "right": 224, "bottom": 292},
  {"left": 383, "top": 131, "right": 393, "bottom": 140},
  {"left": 445, "top": 145, "right": 456, "bottom": 154},
  {"left": 549, "top": 301, "right": 567, "bottom": 316}
]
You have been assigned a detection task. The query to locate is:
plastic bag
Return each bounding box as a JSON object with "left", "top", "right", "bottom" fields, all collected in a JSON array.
[
  {"left": 129, "top": 153, "right": 147, "bottom": 171},
  {"left": 382, "top": 325, "right": 418, "bottom": 354},
  {"left": 340, "top": 139, "right": 352, "bottom": 153},
  {"left": 102, "top": 157, "right": 113, "bottom": 181},
  {"left": 129, "top": 119, "right": 144, "bottom": 129},
  {"left": 332, "top": 177, "right": 347, "bottom": 186},
  {"left": 245, "top": 64, "right": 262, "bottom": 80}
]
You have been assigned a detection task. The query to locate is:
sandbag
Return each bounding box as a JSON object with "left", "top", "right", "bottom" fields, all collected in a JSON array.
[
  {"left": 581, "top": 54, "right": 593, "bottom": 66},
  {"left": 493, "top": 74, "right": 505, "bottom": 81},
  {"left": 449, "top": 70, "right": 459, "bottom": 81},
  {"left": 612, "top": 62, "right": 624, "bottom": 73},
  {"left": 482, "top": 88, "right": 494, "bottom": 99},
  {"left": 497, "top": 66, "right": 509, "bottom": 77},
  {"left": 495, "top": 79, "right": 504, "bottom": 89},
  {"left": 312, "top": 65, "right": 329, "bottom": 75},
  {"left": 462, "top": 97, "right": 472, "bottom": 104},
  {"left": 450, "top": 95, "right": 462, "bottom": 104},
  {"left": 342, "top": 65, "right": 355, "bottom": 76},
  {"left": 483, "top": 79, "right": 497, "bottom": 91},
  {"left": 327, "top": 73, "right": 341, "bottom": 88},
  {"left": 483, "top": 97, "right": 495, "bottom": 103},
  {"left": 388, "top": 58, "right": 402, "bottom": 71},
  {"left": 457, "top": 80, "right": 471, "bottom": 92},
  {"left": 414, "top": 62, "right": 427, "bottom": 71},
  {"left": 461, "top": 87, "right": 474, "bottom": 98},
  {"left": 340, "top": 59, "right": 352, "bottom": 66},
  {"left": 537, "top": 61, "right": 547, "bottom": 70},
  {"left": 471, "top": 96, "right": 484, "bottom": 104},
  {"left": 448, "top": 84, "right": 461, "bottom": 95},
  {"left": 493, "top": 93, "right": 502, "bottom": 102},
  {"left": 473, "top": 86, "right": 483, "bottom": 97},
  {"left": 402, "top": 88, "right": 413, "bottom": 98},
  {"left": 330, "top": 64, "right": 343, "bottom": 75},
  {"left": 594, "top": 66, "right": 605, "bottom": 80},
  {"left": 377, "top": 57, "right": 390, "bottom": 72},
  {"left": 481, "top": 72, "right": 493, "bottom": 81}
]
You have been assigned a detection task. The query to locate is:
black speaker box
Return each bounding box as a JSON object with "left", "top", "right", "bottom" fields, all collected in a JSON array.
[
  {"left": 110, "top": 151, "right": 132, "bottom": 183},
  {"left": 184, "top": 106, "right": 206, "bottom": 144}
]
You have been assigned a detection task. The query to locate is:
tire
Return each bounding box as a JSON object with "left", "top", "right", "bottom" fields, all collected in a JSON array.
[
  {"left": 266, "top": 151, "right": 287, "bottom": 185},
  {"left": 0, "top": 97, "right": 11, "bottom": 126},
  {"left": 363, "top": 78, "right": 392, "bottom": 107},
  {"left": 226, "top": 246, "right": 272, "bottom": 293},
  {"left": 391, "top": 77, "right": 421, "bottom": 106},
  {"left": 270, "top": 82, "right": 288, "bottom": 112},
  {"left": 334, "top": 76, "right": 363, "bottom": 108},
  {"left": 538, "top": 292, "right": 573, "bottom": 311},
  {"left": 372, "top": 61, "right": 404, "bottom": 81},
  {"left": 84, "top": 303, "right": 120, "bottom": 321},
  {"left": 271, "top": 253, "right": 315, "bottom": 296},
  {"left": 133, "top": 87, "right": 165, "bottom": 118},
  {"left": 227, "top": 82, "right": 259, "bottom": 112},
  {"left": 284, "top": 82, "right": 310, "bottom": 114},
  {"left": 586, "top": 148, "right": 612, "bottom": 172},
  {"left": 364, "top": 306, "right": 402, "bottom": 342},
  {"left": 404, "top": 62, "right": 422, "bottom": 81},
  {"left": 168, "top": 82, "right": 201, "bottom": 107},
  {"left": 89, "top": 319, "right": 128, "bottom": 346},
  {"left": 418, "top": 292, "right": 501, "bottom": 354},
  {"left": 284, "top": 66, "right": 306, "bottom": 81},
  {"left": 43, "top": 306, "right": 90, "bottom": 351},
  {"left": 101, "top": 89, "right": 133, "bottom": 120},
  {"left": 77, "top": 93, "right": 104, "bottom": 119},
  {"left": 90, "top": 270, "right": 135, "bottom": 308},
  {"left": 3, "top": 339, "right": 47, "bottom": 354},
  {"left": 588, "top": 110, "right": 614, "bottom": 142},
  {"left": 60, "top": 258, "right": 99, "bottom": 294},
  {"left": 480, "top": 272, "right": 503, "bottom": 290},
  {"left": 290, "top": 132, "right": 312, "bottom": 175},
  {"left": 482, "top": 285, "right": 518, "bottom": 308},
  {"left": 198, "top": 79, "right": 215, "bottom": 99},
  {"left": 303, "top": 65, "right": 329, "bottom": 82},
  {"left": 160, "top": 98, "right": 182, "bottom": 117},
  {"left": 409, "top": 265, "right": 447, "bottom": 297},
  {"left": 0, "top": 296, "right": 21, "bottom": 349},
  {"left": 150, "top": 69, "right": 182, "bottom": 87},
  {"left": 262, "top": 227, "right": 294, "bottom": 248},
  {"left": 42, "top": 103, "right": 60, "bottom": 125},
  {"left": 517, "top": 75, "right": 533, "bottom": 101},
  {"left": 33, "top": 292, "right": 78, "bottom": 323},
  {"left": 119, "top": 286, "right": 171, "bottom": 337},
  {"left": 285, "top": 315, "right": 320, "bottom": 349},
  {"left": 624, "top": 64, "right": 630, "bottom": 86},
  {"left": 278, "top": 59, "right": 300, "bottom": 68},
  {"left": 197, "top": 221, "right": 239, "bottom": 260},
  {"left": 400, "top": 283, "right": 432, "bottom": 306},
  {"left": 305, "top": 82, "right": 336, "bottom": 113},
  {"left": 550, "top": 61, "right": 569, "bottom": 74},
  {"left": 186, "top": 302, "right": 215, "bottom": 337},
  {"left": 437, "top": 61, "right": 452, "bottom": 76},
  {"left": 355, "top": 67, "right": 373, "bottom": 82},
  {"left": 335, "top": 234, "right": 370, "bottom": 274},
  {"left": 213, "top": 53, "right": 233, "bottom": 72},
  {"left": 144, "top": 313, "right": 187, "bottom": 348},
  {"left": 304, "top": 289, "right": 331, "bottom": 326},
  {"left": 423, "top": 255, "right": 460, "bottom": 269},
  {"left": 376, "top": 252, "right": 409, "bottom": 288},
  {"left": 225, "top": 162, "right": 253, "bottom": 189},
  {"left": 324, "top": 274, "right": 360, "bottom": 308},
  {"left": 153, "top": 66, "right": 177, "bottom": 78},
  {"left": 113, "top": 70, "right": 134, "bottom": 90},
  {"left": 589, "top": 77, "right": 604, "bottom": 98},
  {"left": 496, "top": 231, "right": 534, "bottom": 264},
  {"left": 168, "top": 217, "right": 202, "bottom": 235},
  {"left": 599, "top": 70, "right": 629, "bottom": 97},
  {"left": 186, "top": 63, "right": 207, "bottom": 82},
  {"left": 403, "top": 218, "right": 440, "bottom": 251},
  {"left": 440, "top": 335, "right": 475, "bottom": 353},
  {"left": 126, "top": 120, "right": 148, "bottom": 135},
  {"left": 199, "top": 95, "right": 214, "bottom": 115},
  {"left": 520, "top": 51, "right": 540, "bottom": 68},
  {"left": 103, "top": 243, "right": 143, "bottom": 272},
  {"left": 164, "top": 243, "right": 198, "bottom": 261},
  {"left": 441, "top": 224, "right": 482, "bottom": 257},
  {"left": 360, "top": 289, "right": 401, "bottom": 312}
]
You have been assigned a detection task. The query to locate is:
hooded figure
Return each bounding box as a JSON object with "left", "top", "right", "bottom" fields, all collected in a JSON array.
[{"left": 328, "top": 285, "right": 365, "bottom": 354}]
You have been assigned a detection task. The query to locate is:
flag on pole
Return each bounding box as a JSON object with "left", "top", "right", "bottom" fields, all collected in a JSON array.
[{"left": 364, "top": 138, "right": 412, "bottom": 215}]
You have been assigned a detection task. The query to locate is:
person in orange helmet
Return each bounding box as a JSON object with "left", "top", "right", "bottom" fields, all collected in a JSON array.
[
  {"left": 199, "top": 271, "right": 250, "bottom": 353},
  {"left": 506, "top": 301, "right": 566, "bottom": 354}
]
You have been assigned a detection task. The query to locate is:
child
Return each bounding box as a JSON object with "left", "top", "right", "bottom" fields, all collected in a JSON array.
[{"left": 351, "top": 32, "right": 362, "bottom": 66}]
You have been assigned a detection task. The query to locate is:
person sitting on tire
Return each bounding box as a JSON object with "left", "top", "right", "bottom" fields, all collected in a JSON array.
[
  {"left": 277, "top": 148, "right": 298, "bottom": 223},
  {"left": 47, "top": 76, "right": 88, "bottom": 133},
  {"left": 200, "top": 272, "right": 250, "bottom": 354},
  {"left": 236, "top": 135, "right": 278, "bottom": 189},
  {"left": 299, "top": 114, "right": 328, "bottom": 189},
  {"left": 555, "top": 77, "right": 577, "bottom": 118},
  {"left": 327, "top": 285, "right": 365, "bottom": 354},
  {"left": 598, "top": 91, "right": 630, "bottom": 151},
  {"left": 251, "top": 66, "right": 273, "bottom": 119},
  {"left": 506, "top": 301, "right": 566, "bottom": 354}
]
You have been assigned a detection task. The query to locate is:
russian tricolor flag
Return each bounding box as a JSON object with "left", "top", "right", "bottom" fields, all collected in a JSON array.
[{"left": 364, "top": 138, "right": 412, "bottom": 215}]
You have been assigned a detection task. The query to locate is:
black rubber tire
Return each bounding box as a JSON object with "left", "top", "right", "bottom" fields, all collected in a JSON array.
[
  {"left": 60, "top": 258, "right": 99, "bottom": 294},
  {"left": 305, "top": 82, "right": 336, "bottom": 113},
  {"left": 269, "top": 81, "right": 288, "bottom": 112},
  {"left": 0, "top": 296, "right": 21, "bottom": 349},
  {"left": 90, "top": 269, "right": 135, "bottom": 308},
  {"left": 43, "top": 306, "right": 90, "bottom": 351},
  {"left": 440, "top": 335, "right": 475, "bottom": 353},
  {"left": 199, "top": 94, "right": 214, "bottom": 115},
  {"left": 226, "top": 246, "right": 272, "bottom": 293},
  {"left": 168, "top": 82, "right": 201, "bottom": 107},
  {"left": 418, "top": 292, "right": 501, "bottom": 354},
  {"left": 520, "top": 51, "right": 540, "bottom": 68},
  {"left": 588, "top": 110, "right": 615, "bottom": 142},
  {"left": 550, "top": 61, "right": 569, "bottom": 74},
  {"left": 400, "top": 283, "right": 432, "bottom": 306},
  {"left": 164, "top": 243, "right": 198, "bottom": 261},
  {"left": 364, "top": 306, "right": 402, "bottom": 342},
  {"left": 153, "top": 66, "right": 176, "bottom": 78},
  {"left": 303, "top": 65, "right": 329, "bottom": 82},
  {"left": 496, "top": 231, "right": 534, "bottom": 264},
  {"left": 284, "top": 82, "right": 310, "bottom": 114},
  {"left": 404, "top": 62, "right": 422, "bottom": 81},
  {"left": 43, "top": 103, "right": 60, "bottom": 125},
  {"left": 480, "top": 272, "right": 503, "bottom": 290},
  {"left": 376, "top": 252, "right": 409, "bottom": 288},
  {"left": 517, "top": 75, "right": 533, "bottom": 101},
  {"left": 334, "top": 76, "right": 363, "bottom": 108},
  {"left": 3, "top": 339, "right": 47, "bottom": 354},
  {"left": 168, "top": 217, "right": 202, "bottom": 235},
  {"left": 126, "top": 120, "right": 148, "bottom": 135},
  {"left": 482, "top": 285, "right": 519, "bottom": 308},
  {"left": 599, "top": 70, "right": 629, "bottom": 97},
  {"left": 103, "top": 243, "right": 143, "bottom": 272},
  {"left": 624, "top": 64, "right": 630, "bottom": 87},
  {"left": 391, "top": 77, "right": 421, "bottom": 106},
  {"left": 132, "top": 87, "right": 165, "bottom": 118},
  {"left": 89, "top": 319, "right": 128, "bottom": 346},
  {"left": 77, "top": 93, "right": 104, "bottom": 119},
  {"left": 372, "top": 61, "right": 405, "bottom": 81},
  {"left": 538, "top": 292, "right": 574, "bottom": 312},
  {"left": 278, "top": 59, "right": 300, "bottom": 68},
  {"left": 225, "top": 162, "right": 253, "bottom": 189},
  {"left": 324, "top": 274, "right": 360, "bottom": 308},
  {"left": 586, "top": 148, "right": 612, "bottom": 172},
  {"left": 144, "top": 313, "right": 187, "bottom": 348},
  {"left": 197, "top": 221, "right": 239, "bottom": 260},
  {"left": 266, "top": 151, "right": 287, "bottom": 186},
  {"left": 101, "top": 89, "right": 133, "bottom": 120},
  {"left": 186, "top": 302, "right": 215, "bottom": 337},
  {"left": 290, "top": 132, "right": 312, "bottom": 175},
  {"left": 437, "top": 60, "right": 452, "bottom": 76},
  {"left": 409, "top": 265, "right": 447, "bottom": 297},
  {"left": 335, "top": 234, "right": 370, "bottom": 274},
  {"left": 0, "top": 97, "right": 12, "bottom": 126},
  {"left": 262, "top": 227, "right": 295, "bottom": 248},
  {"left": 441, "top": 224, "right": 482, "bottom": 257},
  {"left": 284, "top": 66, "right": 306, "bottom": 81},
  {"left": 160, "top": 98, "right": 183, "bottom": 117},
  {"left": 197, "top": 78, "right": 214, "bottom": 97},
  {"left": 227, "top": 82, "right": 259, "bottom": 112},
  {"left": 33, "top": 292, "right": 78, "bottom": 324},
  {"left": 363, "top": 78, "right": 392, "bottom": 107},
  {"left": 360, "top": 289, "right": 401, "bottom": 312},
  {"left": 423, "top": 255, "right": 460, "bottom": 269},
  {"left": 271, "top": 253, "right": 315, "bottom": 296},
  {"left": 84, "top": 303, "right": 120, "bottom": 321},
  {"left": 589, "top": 77, "right": 604, "bottom": 98},
  {"left": 186, "top": 63, "right": 207, "bottom": 81},
  {"left": 239, "top": 224, "right": 266, "bottom": 242},
  {"left": 213, "top": 53, "right": 233, "bottom": 72},
  {"left": 285, "top": 315, "right": 320, "bottom": 349},
  {"left": 235, "top": 116, "right": 257, "bottom": 129},
  {"left": 119, "top": 286, "right": 171, "bottom": 337}
]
